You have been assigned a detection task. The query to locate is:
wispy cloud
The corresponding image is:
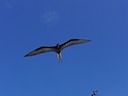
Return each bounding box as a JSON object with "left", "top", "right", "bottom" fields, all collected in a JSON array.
[
  {"left": 41, "top": 10, "right": 60, "bottom": 26},
  {"left": 5, "top": 1, "right": 13, "bottom": 9}
]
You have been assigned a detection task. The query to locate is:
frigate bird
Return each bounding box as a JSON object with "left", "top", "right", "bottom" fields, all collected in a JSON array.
[
  {"left": 24, "top": 39, "right": 91, "bottom": 61},
  {"left": 91, "top": 90, "right": 98, "bottom": 96}
]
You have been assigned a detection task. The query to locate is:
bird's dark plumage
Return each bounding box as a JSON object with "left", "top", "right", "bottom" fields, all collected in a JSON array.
[
  {"left": 60, "top": 39, "right": 91, "bottom": 50},
  {"left": 24, "top": 39, "right": 91, "bottom": 60},
  {"left": 24, "top": 46, "right": 55, "bottom": 57}
]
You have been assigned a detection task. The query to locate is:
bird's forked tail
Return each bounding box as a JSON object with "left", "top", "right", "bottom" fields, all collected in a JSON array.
[{"left": 57, "top": 53, "right": 62, "bottom": 62}]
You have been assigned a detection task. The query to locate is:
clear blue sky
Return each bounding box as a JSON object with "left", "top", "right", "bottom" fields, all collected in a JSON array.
[{"left": 0, "top": 0, "right": 128, "bottom": 96}]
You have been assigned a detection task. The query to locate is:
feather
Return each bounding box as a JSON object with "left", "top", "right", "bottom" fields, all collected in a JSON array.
[
  {"left": 24, "top": 46, "right": 55, "bottom": 57},
  {"left": 60, "top": 39, "right": 91, "bottom": 50}
]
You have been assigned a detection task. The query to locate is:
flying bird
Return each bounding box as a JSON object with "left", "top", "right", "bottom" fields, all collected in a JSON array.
[
  {"left": 91, "top": 90, "right": 98, "bottom": 96},
  {"left": 24, "top": 39, "right": 91, "bottom": 61}
]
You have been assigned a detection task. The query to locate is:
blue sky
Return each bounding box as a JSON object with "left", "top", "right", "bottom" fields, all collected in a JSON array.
[{"left": 0, "top": 0, "right": 128, "bottom": 96}]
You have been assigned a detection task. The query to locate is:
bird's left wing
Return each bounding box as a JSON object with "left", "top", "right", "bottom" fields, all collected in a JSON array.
[{"left": 24, "top": 46, "right": 55, "bottom": 57}]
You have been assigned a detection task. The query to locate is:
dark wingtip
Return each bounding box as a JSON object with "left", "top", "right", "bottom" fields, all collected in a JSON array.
[
  {"left": 82, "top": 39, "right": 91, "bottom": 43},
  {"left": 24, "top": 54, "right": 29, "bottom": 57},
  {"left": 87, "top": 40, "right": 92, "bottom": 42}
]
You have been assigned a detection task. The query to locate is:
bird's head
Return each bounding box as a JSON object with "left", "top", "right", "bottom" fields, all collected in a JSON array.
[{"left": 56, "top": 43, "right": 60, "bottom": 48}]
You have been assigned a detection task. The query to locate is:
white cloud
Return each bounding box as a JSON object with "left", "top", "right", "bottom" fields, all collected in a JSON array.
[
  {"left": 41, "top": 10, "right": 60, "bottom": 26},
  {"left": 5, "top": 2, "right": 13, "bottom": 9}
]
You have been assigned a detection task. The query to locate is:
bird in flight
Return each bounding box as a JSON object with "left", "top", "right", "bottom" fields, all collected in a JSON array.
[
  {"left": 24, "top": 39, "right": 91, "bottom": 61},
  {"left": 91, "top": 90, "right": 98, "bottom": 96}
]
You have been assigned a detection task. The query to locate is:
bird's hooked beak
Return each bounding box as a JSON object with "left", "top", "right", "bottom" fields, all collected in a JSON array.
[{"left": 57, "top": 53, "right": 62, "bottom": 62}]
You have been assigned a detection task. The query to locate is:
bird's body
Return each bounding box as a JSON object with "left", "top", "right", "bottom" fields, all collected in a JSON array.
[{"left": 24, "top": 39, "right": 91, "bottom": 61}]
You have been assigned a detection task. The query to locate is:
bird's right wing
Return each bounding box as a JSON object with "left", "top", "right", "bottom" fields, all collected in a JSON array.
[
  {"left": 60, "top": 39, "right": 91, "bottom": 50},
  {"left": 24, "top": 46, "right": 55, "bottom": 57}
]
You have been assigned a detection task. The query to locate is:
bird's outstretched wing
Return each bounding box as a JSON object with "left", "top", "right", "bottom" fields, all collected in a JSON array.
[
  {"left": 60, "top": 39, "right": 91, "bottom": 50},
  {"left": 24, "top": 46, "right": 55, "bottom": 57}
]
